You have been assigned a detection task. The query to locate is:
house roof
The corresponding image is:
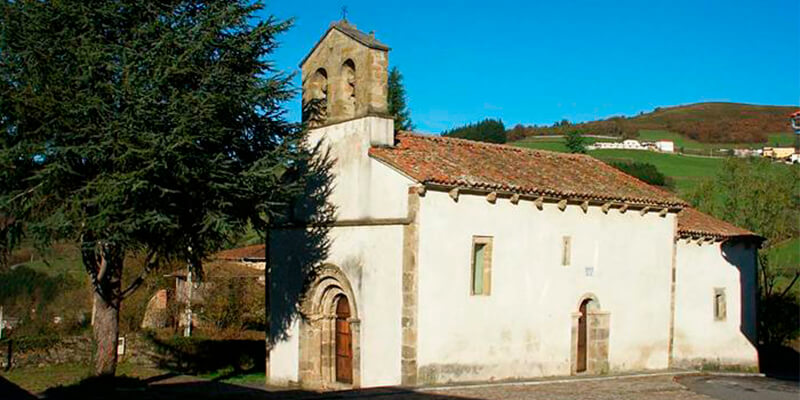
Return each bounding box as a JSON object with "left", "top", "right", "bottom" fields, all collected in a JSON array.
[
  {"left": 300, "top": 20, "right": 389, "bottom": 67},
  {"left": 369, "top": 133, "right": 688, "bottom": 208},
  {"left": 214, "top": 244, "right": 265, "bottom": 261},
  {"left": 677, "top": 208, "right": 760, "bottom": 240},
  {"left": 167, "top": 260, "right": 263, "bottom": 279}
]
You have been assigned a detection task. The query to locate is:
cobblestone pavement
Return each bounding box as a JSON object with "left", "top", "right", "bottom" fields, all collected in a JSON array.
[{"left": 414, "top": 375, "right": 712, "bottom": 400}]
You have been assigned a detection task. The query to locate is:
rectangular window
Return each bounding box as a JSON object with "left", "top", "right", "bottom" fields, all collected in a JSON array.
[
  {"left": 471, "top": 236, "right": 493, "bottom": 295},
  {"left": 562, "top": 236, "right": 572, "bottom": 266},
  {"left": 714, "top": 288, "right": 726, "bottom": 321}
]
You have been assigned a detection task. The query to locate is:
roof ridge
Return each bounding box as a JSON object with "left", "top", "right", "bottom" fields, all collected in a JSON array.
[{"left": 396, "top": 131, "right": 589, "bottom": 159}]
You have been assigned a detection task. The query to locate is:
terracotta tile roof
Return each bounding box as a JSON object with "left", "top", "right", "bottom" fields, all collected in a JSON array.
[
  {"left": 214, "top": 244, "right": 265, "bottom": 261},
  {"left": 677, "top": 208, "right": 759, "bottom": 240},
  {"left": 369, "top": 133, "right": 688, "bottom": 208},
  {"left": 168, "top": 260, "right": 264, "bottom": 279},
  {"left": 331, "top": 21, "right": 389, "bottom": 51},
  {"left": 300, "top": 20, "right": 389, "bottom": 67}
]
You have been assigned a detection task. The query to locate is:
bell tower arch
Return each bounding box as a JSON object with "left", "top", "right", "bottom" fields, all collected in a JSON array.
[{"left": 300, "top": 20, "right": 390, "bottom": 127}]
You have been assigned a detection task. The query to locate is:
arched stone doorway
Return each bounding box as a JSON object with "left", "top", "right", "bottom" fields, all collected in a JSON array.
[
  {"left": 298, "top": 264, "right": 360, "bottom": 389},
  {"left": 571, "top": 294, "right": 610, "bottom": 375}
]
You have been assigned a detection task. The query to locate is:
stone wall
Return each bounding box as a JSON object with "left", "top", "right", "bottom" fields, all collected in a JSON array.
[
  {"left": 301, "top": 24, "right": 389, "bottom": 126},
  {"left": 0, "top": 334, "right": 160, "bottom": 370}
]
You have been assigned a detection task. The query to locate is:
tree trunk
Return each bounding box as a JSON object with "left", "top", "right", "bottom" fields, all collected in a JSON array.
[
  {"left": 88, "top": 245, "right": 124, "bottom": 378},
  {"left": 92, "top": 287, "right": 120, "bottom": 377}
]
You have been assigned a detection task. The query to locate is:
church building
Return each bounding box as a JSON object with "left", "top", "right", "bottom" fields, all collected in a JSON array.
[{"left": 266, "top": 20, "right": 761, "bottom": 389}]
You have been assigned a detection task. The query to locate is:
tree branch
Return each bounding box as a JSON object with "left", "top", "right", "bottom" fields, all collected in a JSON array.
[
  {"left": 120, "top": 249, "right": 158, "bottom": 300},
  {"left": 779, "top": 272, "right": 800, "bottom": 298}
]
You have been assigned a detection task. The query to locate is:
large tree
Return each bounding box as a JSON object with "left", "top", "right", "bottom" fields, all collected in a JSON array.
[
  {"left": 0, "top": 1, "right": 309, "bottom": 376},
  {"left": 387, "top": 66, "right": 414, "bottom": 131}
]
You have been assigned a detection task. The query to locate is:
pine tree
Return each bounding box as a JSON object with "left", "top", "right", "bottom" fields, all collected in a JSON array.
[
  {"left": 442, "top": 119, "right": 507, "bottom": 144},
  {"left": 0, "top": 0, "right": 312, "bottom": 376},
  {"left": 565, "top": 130, "right": 587, "bottom": 153},
  {"left": 387, "top": 66, "right": 414, "bottom": 131}
]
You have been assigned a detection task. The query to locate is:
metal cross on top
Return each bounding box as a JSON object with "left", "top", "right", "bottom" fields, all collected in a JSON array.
[{"left": 341, "top": 6, "right": 348, "bottom": 21}]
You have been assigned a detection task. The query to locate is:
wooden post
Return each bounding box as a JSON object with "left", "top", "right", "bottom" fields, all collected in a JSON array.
[
  {"left": 264, "top": 228, "right": 271, "bottom": 387},
  {"left": 5, "top": 338, "right": 11, "bottom": 371}
]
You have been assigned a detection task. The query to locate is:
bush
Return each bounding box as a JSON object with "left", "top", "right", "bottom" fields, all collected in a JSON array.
[
  {"left": 759, "top": 293, "right": 800, "bottom": 346},
  {"left": 608, "top": 161, "right": 669, "bottom": 187}
]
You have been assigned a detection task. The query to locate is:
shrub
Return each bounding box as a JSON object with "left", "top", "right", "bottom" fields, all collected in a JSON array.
[{"left": 608, "top": 161, "right": 668, "bottom": 187}]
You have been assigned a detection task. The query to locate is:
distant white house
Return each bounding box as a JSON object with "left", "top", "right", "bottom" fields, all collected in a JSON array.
[
  {"left": 588, "top": 139, "right": 674, "bottom": 153},
  {"left": 623, "top": 139, "right": 644, "bottom": 149},
  {"left": 654, "top": 140, "right": 674, "bottom": 153}
]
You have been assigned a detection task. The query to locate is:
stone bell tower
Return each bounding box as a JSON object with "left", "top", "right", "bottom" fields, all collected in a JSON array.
[{"left": 300, "top": 20, "right": 390, "bottom": 127}]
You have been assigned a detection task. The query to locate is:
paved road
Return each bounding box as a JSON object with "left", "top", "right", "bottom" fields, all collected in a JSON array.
[
  {"left": 419, "top": 375, "right": 709, "bottom": 400},
  {"left": 677, "top": 375, "right": 799, "bottom": 400},
  {"left": 32, "top": 372, "right": 800, "bottom": 400}
]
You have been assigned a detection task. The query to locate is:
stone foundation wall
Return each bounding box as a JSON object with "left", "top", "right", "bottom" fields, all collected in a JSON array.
[{"left": 0, "top": 334, "right": 160, "bottom": 370}]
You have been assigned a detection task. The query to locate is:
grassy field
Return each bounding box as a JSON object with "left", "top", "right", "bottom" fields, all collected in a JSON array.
[
  {"left": 513, "top": 136, "right": 620, "bottom": 153},
  {"left": 637, "top": 129, "right": 795, "bottom": 151},
  {"left": 513, "top": 140, "right": 724, "bottom": 196},
  {"left": 0, "top": 362, "right": 165, "bottom": 394},
  {"left": 511, "top": 102, "right": 798, "bottom": 144}
]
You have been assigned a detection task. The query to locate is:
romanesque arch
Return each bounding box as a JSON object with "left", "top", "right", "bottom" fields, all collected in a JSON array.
[
  {"left": 571, "top": 293, "right": 609, "bottom": 375},
  {"left": 303, "top": 67, "right": 328, "bottom": 124},
  {"left": 298, "top": 264, "right": 361, "bottom": 389},
  {"left": 340, "top": 59, "right": 356, "bottom": 118}
]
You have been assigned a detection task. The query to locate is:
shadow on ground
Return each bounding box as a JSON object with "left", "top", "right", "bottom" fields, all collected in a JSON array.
[
  {"left": 1, "top": 375, "right": 38, "bottom": 400},
  {"left": 144, "top": 334, "right": 265, "bottom": 381},
  {"left": 38, "top": 375, "right": 477, "bottom": 400},
  {"left": 759, "top": 345, "right": 800, "bottom": 382}
]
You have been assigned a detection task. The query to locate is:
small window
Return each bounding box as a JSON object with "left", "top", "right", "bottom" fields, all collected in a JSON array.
[
  {"left": 471, "top": 236, "right": 493, "bottom": 295},
  {"left": 713, "top": 288, "right": 726, "bottom": 321},
  {"left": 562, "top": 236, "right": 572, "bottom": 266}
]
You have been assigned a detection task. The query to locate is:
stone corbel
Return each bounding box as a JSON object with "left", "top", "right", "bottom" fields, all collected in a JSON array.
[
  {"left": 557, "top": 199, "right": 568, "bottom": 211},
  {"left": 580, "top": 201, "right": 589, "bottom": 213},
  {"left": 618, "top": 204, "right": 629, "bottom": 214},
  {"left": 659, "top": 208, "right": 668, "bottom": 217},
  {"left": 639, "top": 206, "right": 650, "bottom": 216},
  {"left": 448, "top": 188, "right": 459, "bottom": 202},
  {"left": 534, "top": 196, "right": 544, "bottom": 210},
  {"left": 415, "top": 185, "right": 426, "bottom": 196},
  {"left": 510, "top": 193, "right": 520, "bottom": 205},
  {"left": 486, "top": 192, "right": 497, "bottom": 204},
  {"left": 601, "top": 202, "right": 611, "bottom": 214}
]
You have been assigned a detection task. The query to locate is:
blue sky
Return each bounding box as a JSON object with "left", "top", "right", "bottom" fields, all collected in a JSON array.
[{"left": 265, "top": 0, "right": 799, "bottom": 133}]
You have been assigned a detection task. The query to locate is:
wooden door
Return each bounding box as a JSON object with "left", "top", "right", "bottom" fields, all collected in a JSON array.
[
  {"left": 335, "top": 296, "right": 353, "bottom": 383},
  {"left": 577, "top": 300, "right": 588, "bottom": 373}
]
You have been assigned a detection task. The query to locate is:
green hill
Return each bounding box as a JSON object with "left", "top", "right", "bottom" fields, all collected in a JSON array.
[{"left": 507, "top": 102, "right": 798, "bottom": 145}]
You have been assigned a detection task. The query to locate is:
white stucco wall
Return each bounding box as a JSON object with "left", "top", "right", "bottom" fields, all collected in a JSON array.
[
  {"left": 415, "top": 190, "right": 677, "bottom": 383},
  {"left": 306, "top": 116, "right": 408, "bottom": 221},
  {"left": 673, "top": 240, "right": 758, "bottom": 367},
  {"left": 269, "top": 117, "right": 412, "bottom": 387},
  {"left": 268, "top": 224, "right": 406, "bottom": 386}
]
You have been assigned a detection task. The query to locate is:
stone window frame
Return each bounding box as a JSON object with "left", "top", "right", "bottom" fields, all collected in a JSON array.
[
  {"left": 562, "top": 236, "right": 572, "bottom": 266},
  {"left": 470, "top": 236, "right": 493, "bottom": 296},
  {"left": 713, "top": 287, "right": 727, "bottom": 321}
]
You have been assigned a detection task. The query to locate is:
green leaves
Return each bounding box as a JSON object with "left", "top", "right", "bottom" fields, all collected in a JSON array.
[
  {"left": 442, "top": 118, "right": 506, "bottom": 144},
  {"left": 689, "top": 158, "right": 799, "bottom": 243},
  {"left": 565, "top": 130, "right": 587, "bottom": 154},
  {"left": 0, "top": 0, "right": 308, "bottom": 268},
  {"left": 387, "top": 66, "right": 413, "bottom": 132}
]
